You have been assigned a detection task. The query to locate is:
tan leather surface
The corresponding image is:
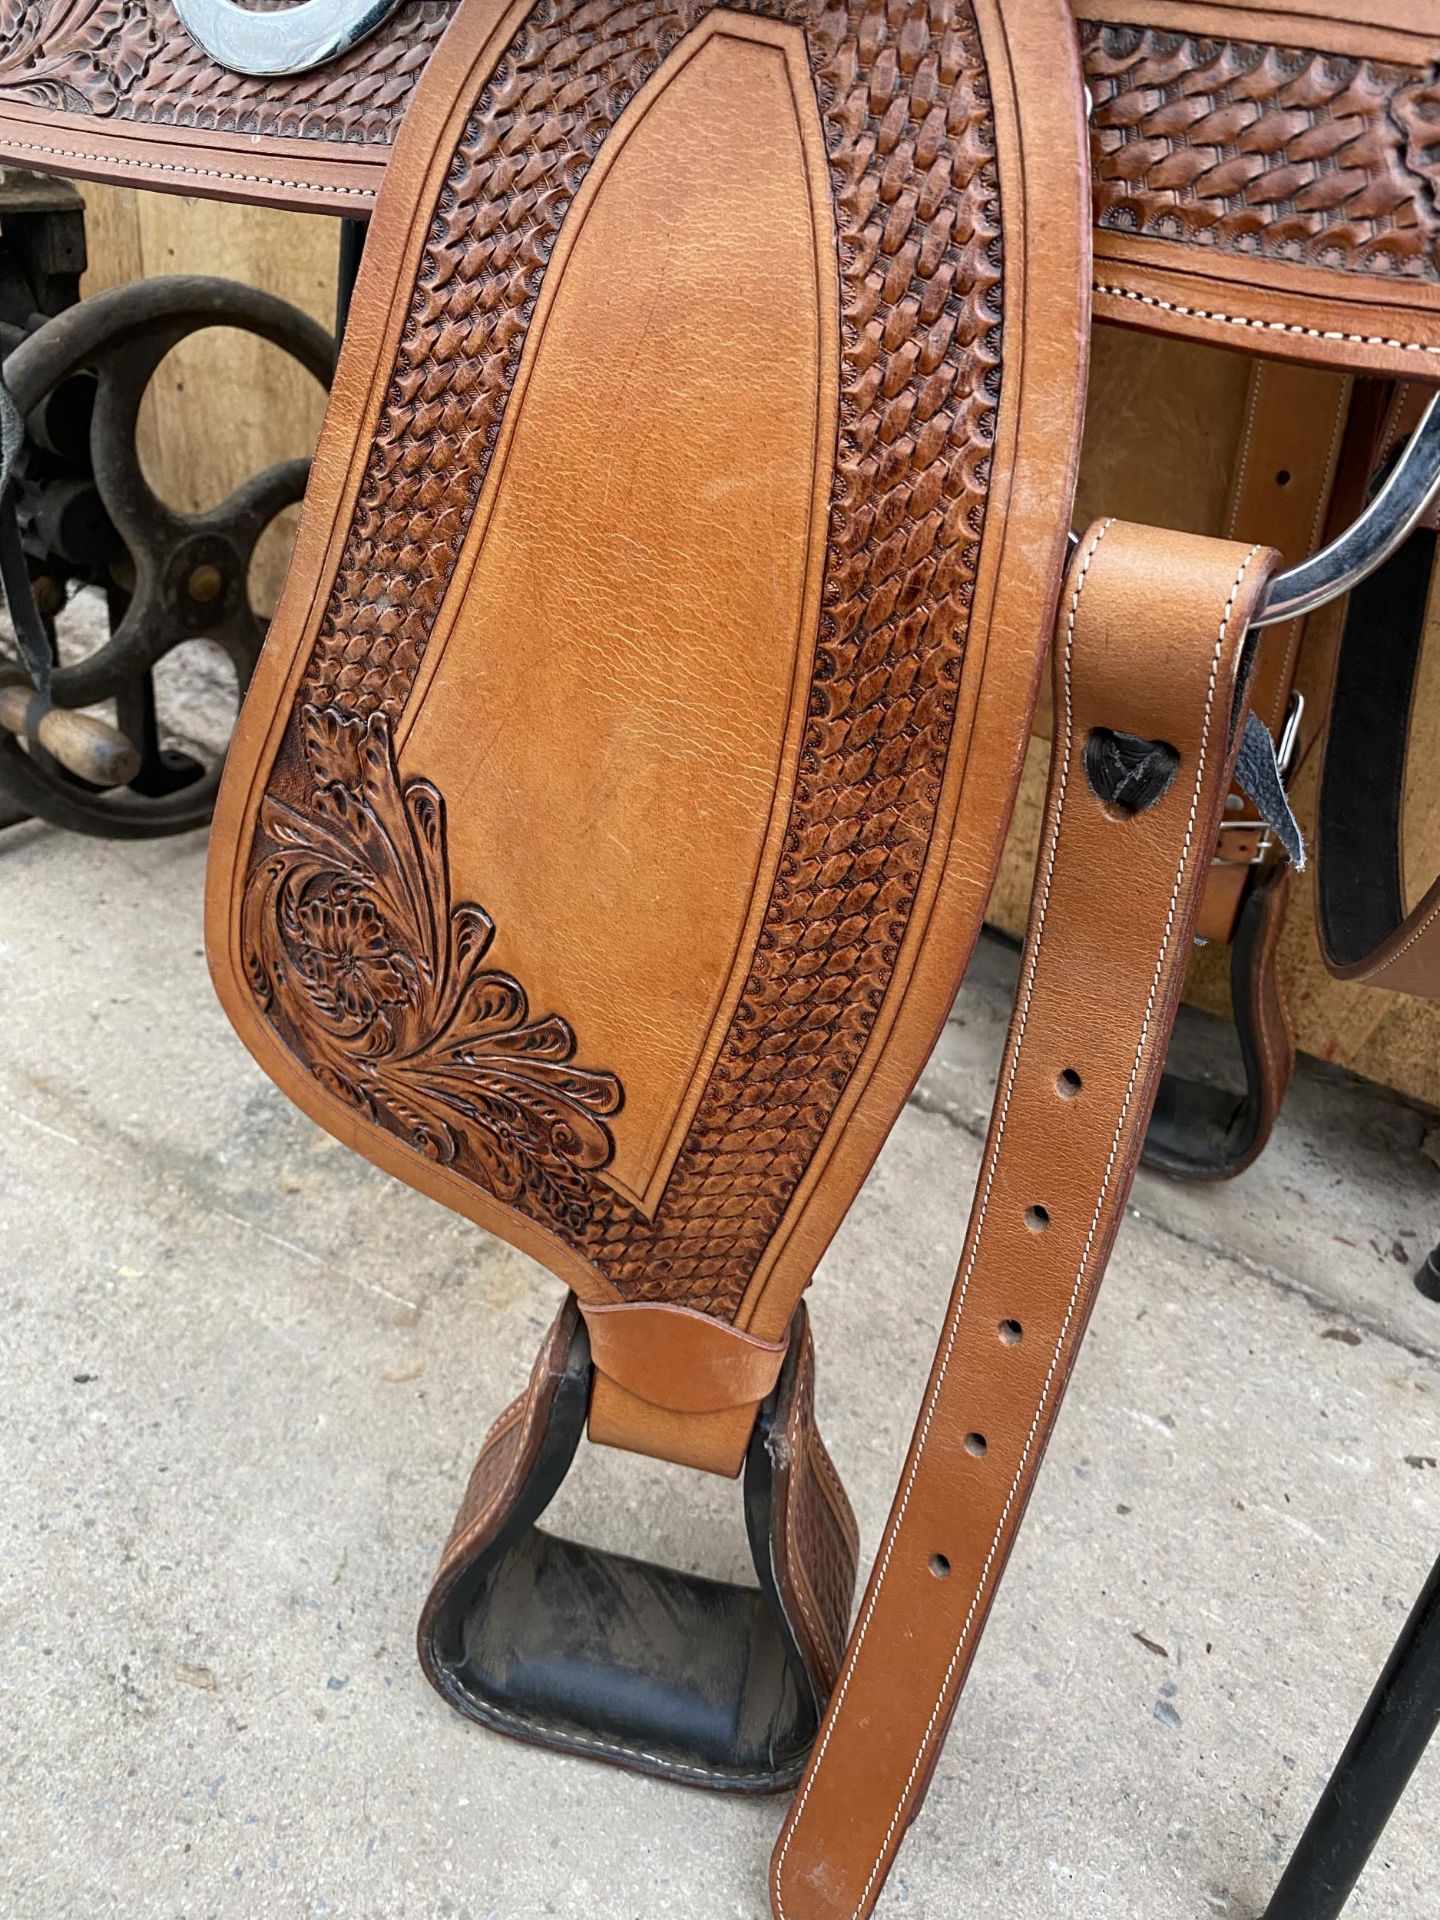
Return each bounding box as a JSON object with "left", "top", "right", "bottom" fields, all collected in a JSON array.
[
  {"left": 1331, "top": 881, "right": 1440, "bottom": 996},
  {"left": 398, "top": 16, "right": 835, "bottom": 1216},
  {"left": 206, "top": 0, "right": 1091, "bottom": 1400},
  {"left": 586, "top": 1376, "right": 761, "bottom": 1478},
  {"left": 0, "top": 4, "right": 1435, "bottom": 373},
  {"left": 1090, "top": 0, "right": 1437, "bottom": 60},
  {"left": 580, "top": 1301, "right": 788, "bottom": 1417},
  {"left": 772, "top": 520, "right": 1279, "bottom": 1920},
  {"left": 1196, "top": 360, "right": 1348, "bottom": 943},
  {"left": 583, "top": 1295, "right": 789, "bottom": 1481}
]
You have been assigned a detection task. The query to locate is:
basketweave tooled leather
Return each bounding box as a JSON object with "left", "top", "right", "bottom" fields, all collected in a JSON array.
[
  {"left": 206, "top": 0, "right": 1092, "bottom": 1477},
  {"left": 1, "top": 1, "right": 1436, "bottom": 371}
]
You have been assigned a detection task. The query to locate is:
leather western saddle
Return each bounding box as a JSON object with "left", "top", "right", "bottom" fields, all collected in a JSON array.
[{"left": 2, "top": 3, "right": 1436, "bottom": 1916}]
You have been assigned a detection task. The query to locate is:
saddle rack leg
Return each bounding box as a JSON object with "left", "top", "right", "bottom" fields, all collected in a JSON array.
[{"left": 1262, "top": 1551, "right": 1440, "bottom": 1920}]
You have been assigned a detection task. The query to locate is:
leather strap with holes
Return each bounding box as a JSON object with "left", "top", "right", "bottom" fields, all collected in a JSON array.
[
  {"left": 1143, "top": 361, "right": 1345, "bottom": 1180},
  {"left": 770, "top": 520, "right": 1280, "bottom": 1920}
]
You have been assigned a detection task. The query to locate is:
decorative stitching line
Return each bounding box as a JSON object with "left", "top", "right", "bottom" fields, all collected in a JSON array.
[
  {"left": 444, "top": 1671, "right": 794, "bottom": 1787},
  {"left": 776, "top": 528, "right": 1265, "bottom": 1920},
  {"left": 1378, "top": 382, "right": 1413, "bottom": 471},
  {"left": 1224, "top": 371, "right": 1264, "bottom": 542},
  {"left": 773, "top": 520, "right": 1114, "bottom": 1919},
  {"left": 1094, "top": 282, "right": 1440, "bottom": 359},
  {"left": 853, "top": 538, "right": 1262, "bottom": 1910},
  {"left": 0, "top": 133, "right": 375, "bottom": 198},
  {"left": 1370, "top": 886, "right": 1440, "bottom": 972},
  {"left": 1309, "top": 386, "right": 1352, "bottom": 558}
]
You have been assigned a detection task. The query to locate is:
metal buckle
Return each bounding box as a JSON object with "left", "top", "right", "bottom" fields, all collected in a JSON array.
[
  {"left": 171, "top": 0, "right": 405, "bottom": 77},
  {"left": 1252, "top": 393, "right": 1440, "bottom": 628},
  {"left": 1214, "top": 690, "right": 1305, "bottom": 867}
]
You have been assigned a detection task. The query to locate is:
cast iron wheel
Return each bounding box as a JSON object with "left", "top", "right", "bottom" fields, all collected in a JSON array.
[{"left": 0, "top": 275, "right": 333, "bottom": 836}]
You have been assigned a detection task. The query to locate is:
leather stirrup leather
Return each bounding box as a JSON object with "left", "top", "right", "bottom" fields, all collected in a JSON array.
[
  {"left": 204, "top": 0, "right": 1090, "bottom": 1891},
  {"left": 196, "top": 0, "right": 1301, "bottom": 1914}
]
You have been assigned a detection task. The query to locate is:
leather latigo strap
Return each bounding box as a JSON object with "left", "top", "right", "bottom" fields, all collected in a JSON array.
[
  {"left": 771, "top": 520, "right": 1279, "bottom": 1920},
  {"left": 1147, "top": 360, "right": 1347, "bottom": 1178},
  {"left": 1145, "top": 858, "right": 1294, "bottom": 1177},
  {"left": 1203, "top": 360, "right": 1349, "bottom": 946},
  {"left": 418, "top": 1296, "right": 859, "bottom": 1790},
  {"left": 1318, "top": 521, "right": 1440, "bottom": 997}
]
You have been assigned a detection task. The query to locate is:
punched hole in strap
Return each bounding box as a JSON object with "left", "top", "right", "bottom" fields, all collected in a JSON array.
[
  {"left": 998, "top": 1319, "right": 1023, "bottom": 1346},
  {"left": 963, "top": 1433, "right": 987, "bottom": 1458},
  {"left": 929, "top": 1554, "right": 952, "bottom": 1580},
  {"left": 1024, "top": 1204, "right": 1051, "bottom": 1235},
  {"left": 1056, "top": 1067, "right": 1082, "bottom": 1099}
]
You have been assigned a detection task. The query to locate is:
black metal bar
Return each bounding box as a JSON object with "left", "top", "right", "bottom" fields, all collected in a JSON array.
[
  {"left": 1415, "top": 1242, "right": 1440, "bottom": 1305},
  {"left": 1263, "top": 1552, "right": 1440, "bottom": 1920}
]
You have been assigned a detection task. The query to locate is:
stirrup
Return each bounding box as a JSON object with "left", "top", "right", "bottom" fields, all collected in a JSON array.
[{"left": 417, "top": 1298, "right": 856, "bottom": 1792}]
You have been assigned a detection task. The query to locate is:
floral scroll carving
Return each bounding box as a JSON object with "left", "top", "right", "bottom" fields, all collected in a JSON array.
[
  {"left": 241, "top": 707, "right": 623, "bottom": 1236},
  {"left": 0, "top": 0, "right": 158, "bottom": 116}
]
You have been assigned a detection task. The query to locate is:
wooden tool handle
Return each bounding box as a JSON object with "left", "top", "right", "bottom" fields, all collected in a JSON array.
[{"left": 0, "top": 682, "right": 142, "bottom": 788}]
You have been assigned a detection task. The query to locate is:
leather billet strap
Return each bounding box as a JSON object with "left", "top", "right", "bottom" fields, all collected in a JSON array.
[
  {"left": 1318, "top": 523, "right": 1440, "bottom": 998},
  {"left": 1143, "top": 360, "right": 1347, "bottom": 1180},
  {"left": 772, "top": 520, "right": 1279, "bottom": 1920},
  {"left": 418, "top": 1295, "right": 859, "bottom": 1791},
  {"left": 1204, "top": 357, "right": 1350, "bottom": 949}
]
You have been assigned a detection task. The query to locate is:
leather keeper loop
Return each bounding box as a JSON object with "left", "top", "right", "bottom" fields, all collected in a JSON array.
[
  {"left": 581, "top": 1302, "right": 795, "bottom": 1478},
  {"left": 587, "top": 1374, "right": 764, "bottom": 1480},
  {"left": 580, "top": 1300, "right": 790, "bottom": 1415}
]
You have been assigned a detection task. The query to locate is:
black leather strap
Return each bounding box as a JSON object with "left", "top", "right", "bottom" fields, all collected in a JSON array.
[
  {"left": 1144, "top": 860, "right": 1294, "bottom": 1180},
  {"left": 1317, "top": 525, "right": 1438, "bottom": 991}
]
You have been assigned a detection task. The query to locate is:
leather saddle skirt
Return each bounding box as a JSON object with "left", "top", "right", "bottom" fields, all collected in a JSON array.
[{"left": 206, "top": 0, "right": 1089, "bottom": 1458}]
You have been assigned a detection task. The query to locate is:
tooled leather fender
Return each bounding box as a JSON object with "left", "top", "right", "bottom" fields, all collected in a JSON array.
[
  {"left": 0, "top": 1, "right": 1434, "bottom": 371},
  {"left": 206, "top": 0, "right": 1091, "bottom": 1477}
]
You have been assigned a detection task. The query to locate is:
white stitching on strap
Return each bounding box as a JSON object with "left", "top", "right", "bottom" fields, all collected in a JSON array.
[
  {"left": 776, "top": 528, "right": 1264, "bottom": 1920},
  {"left": 773, "top": 523, "right": 1116, "bottom": 1919},
  {"left": 445, "top": 1670, "right": 784, "bottom": 1785},
  {"left": 1094, "top": 282, "right": 1440, "bottom": 359},
  {"left": 1369, "top": 887, "right": 1440, "bottom": 974}
]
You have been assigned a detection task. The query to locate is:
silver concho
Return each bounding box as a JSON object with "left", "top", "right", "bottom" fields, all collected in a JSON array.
[{"left": 171, "top": 0, "right": 408, "bottom": 77}]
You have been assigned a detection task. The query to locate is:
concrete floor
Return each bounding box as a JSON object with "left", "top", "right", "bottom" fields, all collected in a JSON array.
[{"left": 1, "top": 815, "right": 1438, "bottom": 1920}]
